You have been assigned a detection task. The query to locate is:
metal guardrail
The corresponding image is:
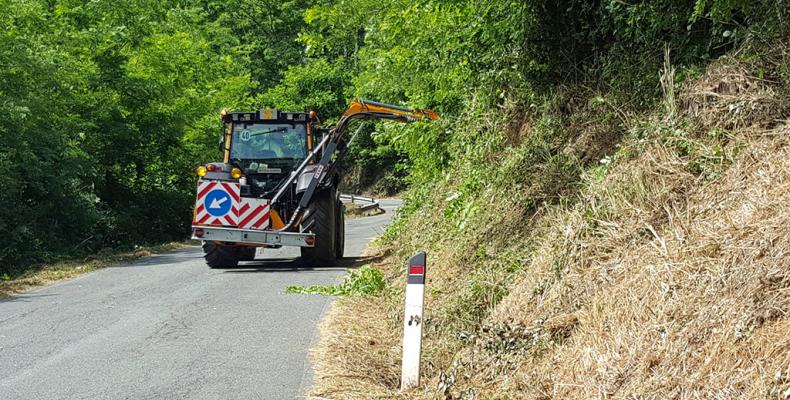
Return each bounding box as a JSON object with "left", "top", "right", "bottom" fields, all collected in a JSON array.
[{"left": 339, "top": 193, "right": 380, "bottom": 211}]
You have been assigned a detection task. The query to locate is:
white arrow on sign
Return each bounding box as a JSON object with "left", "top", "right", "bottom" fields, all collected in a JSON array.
[{"left": 209, "top": 196, "right": 228, "bottom": 209}]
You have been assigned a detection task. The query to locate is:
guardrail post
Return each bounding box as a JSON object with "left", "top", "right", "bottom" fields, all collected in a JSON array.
[{"left": 400, "top": 251, "right": 426, "bottom": 390}]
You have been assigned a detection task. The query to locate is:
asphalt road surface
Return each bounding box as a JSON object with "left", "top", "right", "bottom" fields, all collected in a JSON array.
[{"left": 0, "top": 199, "right": 401, "bottom": 400}]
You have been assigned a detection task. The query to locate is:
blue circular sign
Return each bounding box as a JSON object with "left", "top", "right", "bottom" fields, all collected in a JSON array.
[{"left": 205, "top": 189, "right": 232, "bottom": 217}]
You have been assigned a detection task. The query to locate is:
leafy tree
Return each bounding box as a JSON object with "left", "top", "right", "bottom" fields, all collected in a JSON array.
[
  {"left": 205, "top": 0, "right": 310, "bottom": 92},
  {"left": 1, "top": 0, "right": 251, "bottom": 273},
  {"left": 257, "top": 58, "right": 349, "bottom": 118}
]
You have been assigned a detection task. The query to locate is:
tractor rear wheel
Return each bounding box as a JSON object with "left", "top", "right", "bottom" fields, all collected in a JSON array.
[
  {"left": 238, "top": 246, "right": 257, "bottom": 262},
  {"left": 300, "top": 187, "right": 337, "bottom": 265},
  {"left": 203, "top": 242, "right": 240, "bottom": 268},
  {"left": 335, "top": 199, "right": 345, "bottom": 259}
]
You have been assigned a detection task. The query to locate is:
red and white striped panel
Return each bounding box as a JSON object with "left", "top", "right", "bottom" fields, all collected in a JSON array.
[
  {"left": 193, "top": 180, "right": 240, "bottom": 227},
  {"left": 237, "top": 198, "right": 271, "bottom": 230}
]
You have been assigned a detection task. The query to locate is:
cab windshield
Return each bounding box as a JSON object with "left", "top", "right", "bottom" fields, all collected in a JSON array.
[{"left": 229, "top": 123, "right": 307, "bottom": 164}]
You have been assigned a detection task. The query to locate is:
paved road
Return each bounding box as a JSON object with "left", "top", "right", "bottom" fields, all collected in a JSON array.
[{"left": 0, "top": 199, "right": 401, "bottom": 400}]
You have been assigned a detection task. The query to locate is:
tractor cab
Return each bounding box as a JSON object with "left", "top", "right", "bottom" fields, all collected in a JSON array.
[
  {"left": 220, "top": 110, "right": 320, "bottom": 202},
  {"left": 226, "top": 111, "right": 313, "bottom": 168},
  {"left": 229, "top": 122, "right": 307, "bottom": 166}
]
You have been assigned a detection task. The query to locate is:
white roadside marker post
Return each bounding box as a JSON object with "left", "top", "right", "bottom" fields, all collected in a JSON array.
[{"left": 401, "top": 251, "right": 427, "bottom": 391}]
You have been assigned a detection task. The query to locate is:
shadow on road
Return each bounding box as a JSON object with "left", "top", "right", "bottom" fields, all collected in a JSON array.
[
  {"left": 111, "top": 248, "right": 202, "bottom": 268},
  {"left": 223, "top": 254, "right": 384, "bottom": 273}
]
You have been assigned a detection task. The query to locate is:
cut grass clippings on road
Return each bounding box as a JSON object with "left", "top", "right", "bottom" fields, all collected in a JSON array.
[
  {"left": 287, "top": 265, "right": 386, "bottom": 297},
  {"left": 0, "top": 242, "right": 192, "bottom": 298}
]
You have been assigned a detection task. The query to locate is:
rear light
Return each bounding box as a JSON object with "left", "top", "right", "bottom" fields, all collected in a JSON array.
[
  {"left": 305, "top": 235, "right": 315, "bottom": 246},
  {"left": 230, "top": 167, "right": 242, "bottom": 179},
  {"left": 206, "top": 164, "right": 218, "bottom": 172},
  {"left": 194, "top": 228, "right": 205, "bottom": 238}
]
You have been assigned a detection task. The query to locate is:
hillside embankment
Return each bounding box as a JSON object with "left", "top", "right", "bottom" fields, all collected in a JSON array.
[{"left": 307, "top": 40, "right": 789, "bottom": 399}]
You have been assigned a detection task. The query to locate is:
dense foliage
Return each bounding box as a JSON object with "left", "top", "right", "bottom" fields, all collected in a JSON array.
[
  {"left": 1, "top": 0, "right": 784, "bottom": 274},
  {"left": 0, "top": 0, "right": 254, "bottom": 272}
]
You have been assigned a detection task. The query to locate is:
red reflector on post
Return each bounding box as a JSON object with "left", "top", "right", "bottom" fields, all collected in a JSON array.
[
  {"left": 194, "top": 228, "right": 205, "bottom": 237},
  {"left": 408, "top": 265, "right": 425, "bottom": 275}
]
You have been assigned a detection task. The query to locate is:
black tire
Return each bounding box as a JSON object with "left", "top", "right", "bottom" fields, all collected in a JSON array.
[
  {"left": 203, "top": 242, "right": 240, "bottom": 269},
  {"left": 335, "top": 199, "right": 345, "bottom": 259},
  {"left": 238, "top": 246, "right": 257, "bottom": 262},
  {"left": 300, "top": 186, "right": 337, "bottom": 265}
]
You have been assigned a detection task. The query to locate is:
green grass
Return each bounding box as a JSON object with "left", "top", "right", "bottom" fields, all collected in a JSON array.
[{"left": 286, "top": 265, "right": 386, "bottom": 297}]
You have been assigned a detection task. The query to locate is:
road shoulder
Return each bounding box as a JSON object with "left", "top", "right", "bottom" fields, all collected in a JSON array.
[{"left": 0, "top": 242, "right": 190, "bottom": 298}]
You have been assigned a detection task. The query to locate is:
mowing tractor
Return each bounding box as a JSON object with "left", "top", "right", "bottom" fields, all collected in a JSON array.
[{"left": 191, "top": 99, "right": 438, "bottom": 268}]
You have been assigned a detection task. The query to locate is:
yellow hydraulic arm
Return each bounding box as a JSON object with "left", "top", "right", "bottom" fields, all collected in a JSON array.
[
  {"left": 332, "top": 99, "right": 439, "bottom": 143},
  {"left": 277, "top": 99, "right": 438, "bottom": 231},
  {"left": 341, "top": 99, "right": 439, "bottom": 121}
]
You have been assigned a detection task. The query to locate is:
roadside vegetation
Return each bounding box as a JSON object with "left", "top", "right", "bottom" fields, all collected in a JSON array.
[
  {"left": 1, "top": 1, "right": 254, "bottom": 275},
  {"left": 295, "top": 1, "right": 790, "bottom": 399}
]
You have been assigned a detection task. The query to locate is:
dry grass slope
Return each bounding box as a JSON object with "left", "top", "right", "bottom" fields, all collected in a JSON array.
[{"left": 308, "top": 43, "right": 789, "bottom": 400}]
